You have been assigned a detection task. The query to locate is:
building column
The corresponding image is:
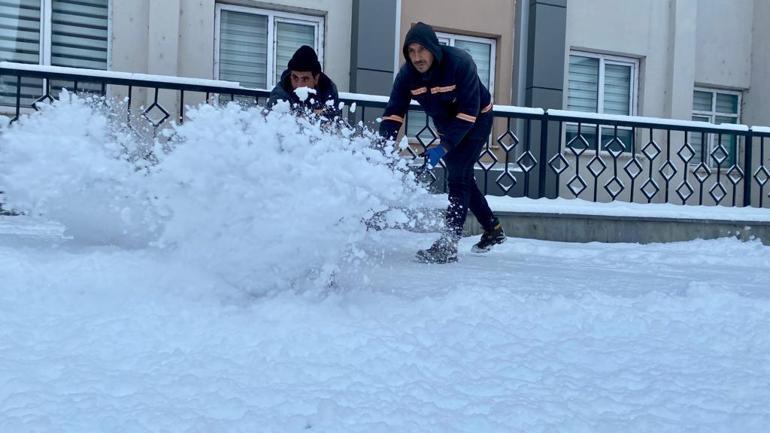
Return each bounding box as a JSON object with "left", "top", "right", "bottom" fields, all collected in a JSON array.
[
  {"left": 146, "top": 0, "right": 181, "bottom": 115},
  {"left": 664, "top": 0, "right": 697, "bottom": 120},
  {"left": 350, "top": 0, "right": 398, "bottom": 97},
  {"left": 147, "top": 0, "right": 181, "bottom": 77},
  {"left": 523, "top": 0, "right": 567, "bottom": 198}
]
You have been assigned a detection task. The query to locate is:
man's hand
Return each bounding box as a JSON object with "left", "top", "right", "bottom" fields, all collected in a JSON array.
[{"left": 424, "top": 145, "right": 447, "bottom": 167}]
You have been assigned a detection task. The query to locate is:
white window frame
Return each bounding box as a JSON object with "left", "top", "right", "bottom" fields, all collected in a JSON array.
[
  {"left": 1, "top": 0, "right": 112, "bottom": 111},
  {"left": 692, "top": 87, "right": 741, "bottom": 123},
  {"left": 568, "top": 50, "right": 638, "bottom": 117},
  {"left": 214, "top": 4, "right": 324, "bottom": 90},
  {"left": 13, "top": 0, "right": 112, "bottom": 69},
  {"left": 566, "top": 50, "right": 639, "bottom": 154},
  {"left": 690, "top": 87, "right": 742, "bottom": 167},
  {"left": 435, "top": 31, "right": 496, "bottom": 94}
]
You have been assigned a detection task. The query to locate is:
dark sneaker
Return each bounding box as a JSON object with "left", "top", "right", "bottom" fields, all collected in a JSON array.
[
  {"left": 471, "top": 221, "right": 506, "bottom": 253},
  {"left": 415, "top": 236, "right": 458, "bottom": 264}
]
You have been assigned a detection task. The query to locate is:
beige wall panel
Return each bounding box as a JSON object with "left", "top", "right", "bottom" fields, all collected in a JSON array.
[{"left": 111, "top": 0, "right": 150, "bottom": 74}]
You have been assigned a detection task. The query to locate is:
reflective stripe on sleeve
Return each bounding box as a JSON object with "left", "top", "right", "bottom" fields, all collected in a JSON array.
[
  {"left": 382, "top": 115, "right": 405, "bottom": 123},
  {"left": 456, "top": 113, "right": 477, "bottom": 123}
]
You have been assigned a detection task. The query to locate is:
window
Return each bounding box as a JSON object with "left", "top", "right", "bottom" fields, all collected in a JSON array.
[
  {"left": 0, "top": 0, "right": 109, "bottom": 106},
  {"left": 437, "top": 33, "right": 495, "bottom": 91},
  {"left": 566, "top": 51, "right": 638, "bottom": 154},
  {"left": 406, "top": 32, "right": 496, "bottom": 140},
  {"left": 689, "top": 89, "right": 741, "bottom": 167},
  {"left": 215, "top": 4, "right": 323, "bottom": 90}
]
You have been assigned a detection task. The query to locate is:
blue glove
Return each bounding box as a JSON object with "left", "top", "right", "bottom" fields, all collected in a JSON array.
[{"left": 425, "top": 146, "right": 447, "bottom": 167}]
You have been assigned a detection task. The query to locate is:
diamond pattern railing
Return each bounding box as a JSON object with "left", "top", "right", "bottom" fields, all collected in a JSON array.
[
  {"left": 546, "top": 109, "right": 770, "bottom": 209},
  {"left": 2, "top": 62, "right": 770, "bottom": 209}
]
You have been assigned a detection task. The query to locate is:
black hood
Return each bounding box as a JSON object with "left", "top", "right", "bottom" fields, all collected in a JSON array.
[{"left": 403, "top": 22, "right": 443, "bottom": 71}]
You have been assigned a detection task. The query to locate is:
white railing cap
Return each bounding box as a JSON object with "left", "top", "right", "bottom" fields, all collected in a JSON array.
[{"left": 2, "top": 62, "right": 769, "bottom": 131}]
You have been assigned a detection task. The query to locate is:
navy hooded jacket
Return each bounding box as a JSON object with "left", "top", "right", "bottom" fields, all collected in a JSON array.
[
  {"left": 267, "top": 69, "right": 340, "bottom": 119},
  {"left": 379, "top": 22, "right": 493, "bottom": 150}
]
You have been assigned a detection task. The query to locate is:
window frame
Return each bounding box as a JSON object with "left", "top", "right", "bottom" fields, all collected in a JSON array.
[
  {"left": 690, "top": 87, "right": 742, "bottom": 167},
  {"left": 214, "top": 4, "right": 324, "bottom": 90},
  {"left": 566, "top": 50, "right": 640, "bottom": 154},
  {"left": 692, "top": 87, "right": 741, "bottom": 123},
  {"left": 4, "top": 0, "right": 112, "bottom": 69},
  {"left": 435, "top": 31, "right": 496, "bottom": 94},
  {"left": 1, "top": 0, "right": 112, "bottom": 110},
  {"left": 569, "top": 50, "right": 638, "bottom": 116}
]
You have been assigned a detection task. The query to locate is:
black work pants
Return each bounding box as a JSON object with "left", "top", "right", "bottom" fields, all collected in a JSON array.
[{"left": 442, "top": 112, "right": 495, "bottom": 238}]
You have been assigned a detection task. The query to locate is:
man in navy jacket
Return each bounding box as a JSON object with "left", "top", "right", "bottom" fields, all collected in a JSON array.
[
  {"left": 267, "top": 45, "right": 340, "bottom": 119},
  {"left": 379, "top": 22, "right": 505, "bottom": 264}
]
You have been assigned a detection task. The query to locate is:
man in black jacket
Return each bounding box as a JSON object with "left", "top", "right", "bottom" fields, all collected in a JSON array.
[
  {"left": 267, "top": 45, "right": 340, "bottom": 119},
  {"left": 379, "top": 22, "right": 505, "bottom": 264}
]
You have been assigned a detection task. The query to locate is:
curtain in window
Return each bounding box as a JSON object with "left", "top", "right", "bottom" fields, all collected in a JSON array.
[
  {"left": 454, "top": 39, "right": 491, "bottom": 90},
  {"left": 716, "top": 93, "right": 738, "bottom": 114},
  {"left": 274, "top": 20, "right": 315, "bottom": 84},
  {"left": 568, "top": 55, "right": 599, "bottom": 112},
  {"left": 51, "top": 0, "right": 108, "bottom": 69},
  {"left": 219, "top": 10, "right": 268, "bottom": 89},
  {"left": 693, "top": 91, "right": 712, "bottom": 112},
  {"left": 0, "top": 0, "right": 41, "bottom": 63},
  {"left": 0, "top": 0, "right": 42, "bottom": 106},
  {"left": 603, "top": 63, "right": 630, "bottom": 115}
]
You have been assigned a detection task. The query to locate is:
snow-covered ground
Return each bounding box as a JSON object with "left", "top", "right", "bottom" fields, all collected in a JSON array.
[{"left": 1, "top": 96, "right": 769, "bottom": 432}]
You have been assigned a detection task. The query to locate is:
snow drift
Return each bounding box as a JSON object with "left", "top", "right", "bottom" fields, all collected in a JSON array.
[{"left": 0, "top": 94, "right": 435, "bottom": 294}]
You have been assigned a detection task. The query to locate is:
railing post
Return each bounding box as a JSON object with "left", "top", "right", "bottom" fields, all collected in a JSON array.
[
  {"left": 14, "top": 75, "right": 21, "bottom": 122},
  {"left": 743, "top": 128, "right": 754, "bottom": 207},
  {"left": 537, "top": 110, "right": 550, "bottom": 199}
]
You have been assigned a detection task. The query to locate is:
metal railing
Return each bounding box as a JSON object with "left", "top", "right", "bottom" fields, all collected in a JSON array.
[{"left": 2, "top": 62, "right": 769, "bottom": 209}]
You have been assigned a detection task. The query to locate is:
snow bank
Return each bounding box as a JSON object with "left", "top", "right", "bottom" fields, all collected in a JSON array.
[
  {"left": 0, "top": 91, "right": 159, "bottom": 247},
  {"left": 0, "top": 95, "right": 436, "bottom": 294},
  {"left": 151, "top": 102, "right": 433, "bottom": 293}
]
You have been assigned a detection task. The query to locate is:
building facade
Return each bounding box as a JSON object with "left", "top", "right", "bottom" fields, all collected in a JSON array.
[
  {"left": 555, "top": 0, "right": 770, "bottom": 203},
  {"left": 1, "top": 0, "right": 769, "bottom": 205},
  {"left": 3, "top": 0, "right": 767, "bottom": 123}
]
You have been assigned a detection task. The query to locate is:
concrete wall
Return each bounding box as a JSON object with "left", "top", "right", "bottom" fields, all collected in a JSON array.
[
  {"left": 566, "top": 0, "right": 766, "bottom": 124},
  {"left": 694, "top": 0, "right": 753, "bottom": 90},
  {"left": 399, "top": 0, "right": 516, "bottom": 105},
  {"left": 465, "top": 211, "right": 770, "bottom": 245},
  {"left": 178, "top": 0, "right": 217, "bottom": 83},
  {"left": 111, "top": 0, "right": 150, "bottom": 75},
  {"left": 745, "top": 0, "right": 770, "bottom": 127}
]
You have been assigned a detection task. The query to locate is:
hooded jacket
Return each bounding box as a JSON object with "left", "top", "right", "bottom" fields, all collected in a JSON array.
[
  {"left": 267, "top": 69, "right": 340, "bottom": 119},
  {"left": 379, "top": 22, "right": 493, "bottom": 150}
]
